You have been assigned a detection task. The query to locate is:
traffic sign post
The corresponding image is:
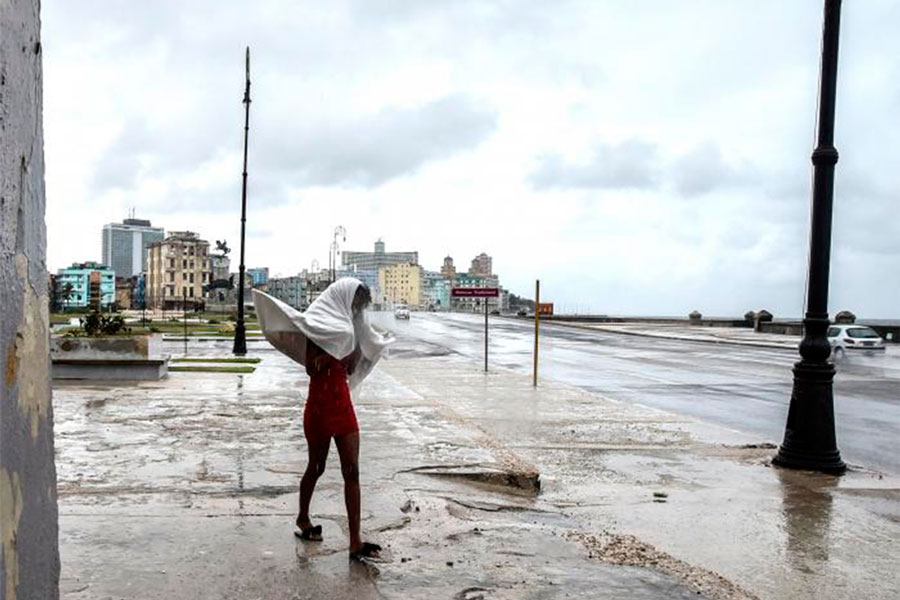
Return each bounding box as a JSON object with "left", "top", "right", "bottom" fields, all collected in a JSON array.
[
  {"left": 484, "top": 300, "right": 488, "bottom": 372},
  {"left": 452, "top": 287, "right": 499, "bottom": 372}
]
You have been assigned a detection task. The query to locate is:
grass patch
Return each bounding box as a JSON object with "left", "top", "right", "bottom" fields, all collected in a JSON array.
[
  {"left": 171, "top": 357, "right": 262, "bottom": 364},
  {"left": 168, "top": 365, "right": 256, "bottom": 374}
]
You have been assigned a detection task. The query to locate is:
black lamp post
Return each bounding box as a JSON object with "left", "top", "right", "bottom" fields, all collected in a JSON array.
[
  {"left": 773, "top": 0, "right": 846, "bottom": 474},
  {"left": 233, "top": 46, "right": 251, "bottom": 356}
]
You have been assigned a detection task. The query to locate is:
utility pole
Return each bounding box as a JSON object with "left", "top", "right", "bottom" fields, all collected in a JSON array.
[
  {"left": 233, "top": 46, "right": 251, "bottom": 356},
  {"left": 533, "top": 279, "right": 540, "bottom": 387},
  {"left": 773, "top": 0, "right": 846, "bottom": 474}
]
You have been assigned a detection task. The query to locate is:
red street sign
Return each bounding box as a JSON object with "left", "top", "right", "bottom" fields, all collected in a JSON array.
[{"left": 452, "top": 287, "right": 499, "bottom": 298}]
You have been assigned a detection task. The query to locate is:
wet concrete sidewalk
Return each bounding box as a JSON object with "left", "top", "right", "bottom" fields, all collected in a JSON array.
[{"left": 54, "top": 341, "right": 900, "bottom": 599}]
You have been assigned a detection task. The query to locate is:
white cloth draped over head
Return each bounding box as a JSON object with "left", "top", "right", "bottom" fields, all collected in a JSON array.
[{"left": 252, "top": 278, "right": 391, "bottom": 390}]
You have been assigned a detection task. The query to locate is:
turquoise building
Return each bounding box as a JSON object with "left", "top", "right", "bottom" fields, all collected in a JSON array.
[
  {"left": 56, "top": 262, "right": 115, "bottom": 310},
  {"left": 423, "top": 271, "right": 451, "bottom": 310},
  {"left": 248, "top": 267, "right": 269, "bottom": 286}
]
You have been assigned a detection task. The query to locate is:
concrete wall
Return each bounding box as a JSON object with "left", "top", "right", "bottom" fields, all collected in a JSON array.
[
  {"left": 1, "top": 1, "right": 61, "bottom": 598},
  {"left": 758, "top": 321, "right": 804, "bottom": 336},
  {"left": 541, "top": 315, "right": 752, "bottom": 328}
]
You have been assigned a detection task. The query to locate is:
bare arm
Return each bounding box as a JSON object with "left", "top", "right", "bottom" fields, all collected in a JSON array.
[
  {"left": 305, "top": 339, "right": 334, "bottom": 376},
  {"left": 342, "top": 346, "right": 362, "bottom": 376}
]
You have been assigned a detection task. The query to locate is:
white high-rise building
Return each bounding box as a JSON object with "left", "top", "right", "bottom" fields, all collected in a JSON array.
[{"left": 101, "top": 217, "right": 164, "bottom": 279}]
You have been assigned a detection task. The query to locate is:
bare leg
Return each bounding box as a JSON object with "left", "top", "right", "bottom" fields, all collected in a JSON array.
[
  {"left": 334, "top": 431, "right": 365, "bottom": 553},
  {"left": 298, "top": 435, "right": 331, "bottom": 529}
]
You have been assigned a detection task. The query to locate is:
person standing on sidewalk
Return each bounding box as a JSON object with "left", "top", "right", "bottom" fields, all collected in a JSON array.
[{"left": 252, "top": 278, "right": 391, "bottom": 560}]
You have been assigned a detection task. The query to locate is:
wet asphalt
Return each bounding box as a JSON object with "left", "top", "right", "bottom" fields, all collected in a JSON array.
[{"left": 372, "top": 312, "right": 900, "bottom": 474}]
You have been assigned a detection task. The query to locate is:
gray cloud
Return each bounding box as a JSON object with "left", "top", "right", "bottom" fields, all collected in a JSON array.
[
  {"left": 260, "top": 95, "right": 497, "bottom": 188},
  {"left": 529, "top": 139, "right": 660, "bottom": 190},
  {"left": 90, "top": 95, "right": 496, "bottom": 211},
  {"left": 671, "top": 142, "right": 755, "bottom": 197}
]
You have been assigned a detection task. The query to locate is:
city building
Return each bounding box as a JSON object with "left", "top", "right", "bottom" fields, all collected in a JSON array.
[
  {"left": 101, "top": 217, "right": 164, "bottom": 279},
  {"left": 499, "top": 288, "right": 510, "bottom": 312},
  {"left": 379, "top": 263, "right": 424, "bottom": 309},
  {"left": 267, "top": 275, "right": 306, "bottom": 310},
  {"left": 423, "top": 271, "right": 451, "bottom": 310},
  {"left": 468, "top": 252, "right": 493, "bottom": 278},
  {"left": 342, "top": 239, "right": 418, "bottom": 272},
  {"left": 451, "top": 272, "right": 501, "bottom": 312},
  {"left": 344, "top": 268, "right": 381, "bottom": 308},
  {"left": 440, "top": 255, "right": 456, "bottom": 280},
  {"left": 305, "top": 277, "right": 332, "bottom": 307},
  {"left": 147, "top": 231, "right": 211, "bottom": 311},
  {"left": 247, "top": 267, "right": 269, "bottom": 287},
  {"left": 115, "top": 279, "right": 133, "bottom": 309},
  {"left": 55, "top": 262, "right": 115, "bottom": 310},
  {"left": 132, "top": 274, "right": 146, "bottom": 310}
]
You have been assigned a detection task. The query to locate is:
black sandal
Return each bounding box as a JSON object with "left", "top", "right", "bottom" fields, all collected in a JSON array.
[
  {"left": 349, "top": 542, "right": 382, "bottom": 561},
  {"left": 294, "top": 523, "right": 323, "bottom": 541}
]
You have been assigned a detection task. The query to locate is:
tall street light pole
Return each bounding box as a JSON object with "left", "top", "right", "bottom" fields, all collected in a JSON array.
[
  {"left": 330, "top": 225, "right": 346, "bottom": 284},
  {"left": 773, "top": 0, "right": 845, "bottom": 474},
  {"left": 233, "top": 46, "right": 251, "bottom": 356}
]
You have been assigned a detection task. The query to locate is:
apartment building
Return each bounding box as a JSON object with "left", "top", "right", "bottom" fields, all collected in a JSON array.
[{"left": 147, "top": 231, "right": 211, "bottom": 310}]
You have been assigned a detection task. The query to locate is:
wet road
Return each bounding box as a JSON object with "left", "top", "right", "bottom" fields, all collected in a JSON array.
[{"left": 372, "top": 312, "right": 900, "bottom": 474}]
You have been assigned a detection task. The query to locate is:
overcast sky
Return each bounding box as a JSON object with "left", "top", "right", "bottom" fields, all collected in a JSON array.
[{"left": 42, "top": 1, "right": 899, "bottom": 317}]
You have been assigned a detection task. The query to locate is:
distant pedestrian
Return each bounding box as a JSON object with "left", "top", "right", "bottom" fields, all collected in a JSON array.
[{"left": 253, "top": 278, "right": 391, "bottom": 561}]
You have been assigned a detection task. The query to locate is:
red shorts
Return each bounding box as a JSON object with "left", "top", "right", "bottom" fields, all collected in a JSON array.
[{"left": 303, "top": 363, "right": 359, "bottom": 440}]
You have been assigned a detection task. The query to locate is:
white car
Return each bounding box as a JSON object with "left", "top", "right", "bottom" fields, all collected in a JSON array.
[
  {"left": 827, "top": 324, "right": 885, "bottom": 360},
  {"left": 394, "top": 305, "right": 410, "bottom": 320}
]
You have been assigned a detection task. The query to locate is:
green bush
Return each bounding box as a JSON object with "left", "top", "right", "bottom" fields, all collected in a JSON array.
[{"left": 79, "top": 311, "right": 129, "bottom": 336}]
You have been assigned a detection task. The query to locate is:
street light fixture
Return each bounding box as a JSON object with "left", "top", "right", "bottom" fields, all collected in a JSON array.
[
  {"left": 330, "top": 225, "right": 346, "bottom": 284},
  {"left": 233, "top": 46, "right": 251, "bottom": 356},
  {"left": 773, "top": 0, "right": 846, "bottom": 474}
]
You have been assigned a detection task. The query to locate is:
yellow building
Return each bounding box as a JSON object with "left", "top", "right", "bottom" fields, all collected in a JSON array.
[
  {"left": 147, "top": 231, "right": 211, "bottom": 310},
  {"left": 378, "top": 263, "right": 424, "bottom": 309}
]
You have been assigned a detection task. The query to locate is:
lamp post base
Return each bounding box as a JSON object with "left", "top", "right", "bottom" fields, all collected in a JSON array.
[
  {"left": 232, "top": 322, "right": 247, "bottom": 356},
  {"left": 772, "top": 361, "right": 846, "bottom": 474}
]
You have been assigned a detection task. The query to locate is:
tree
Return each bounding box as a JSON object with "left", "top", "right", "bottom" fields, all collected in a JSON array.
[{"left": 60, "top": 282, "right": 74, "bottom": 311}]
